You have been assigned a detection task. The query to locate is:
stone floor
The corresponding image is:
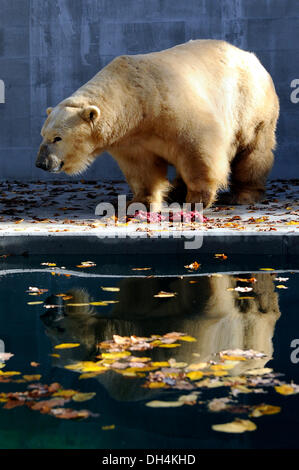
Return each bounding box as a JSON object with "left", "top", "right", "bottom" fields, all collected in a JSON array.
[{"left": 0, "top": 179, "right": 298, "bottom": 236}]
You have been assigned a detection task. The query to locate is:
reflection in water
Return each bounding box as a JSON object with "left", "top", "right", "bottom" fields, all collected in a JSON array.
[{"left": 41, "top": 274, "right": 281, "bottom": 401}]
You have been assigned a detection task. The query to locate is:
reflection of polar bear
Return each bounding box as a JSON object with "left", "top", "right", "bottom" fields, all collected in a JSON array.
[
  {"left": 36, "top": 40, "right": 279, "bottom": 208},
  {"left": 42, "top": 274, "right": 280, "bottom": 401}
]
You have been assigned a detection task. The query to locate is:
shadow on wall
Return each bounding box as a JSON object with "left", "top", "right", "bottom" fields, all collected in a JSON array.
[{"left": 41, "top": 273, "right": 281, "bottom": 401}]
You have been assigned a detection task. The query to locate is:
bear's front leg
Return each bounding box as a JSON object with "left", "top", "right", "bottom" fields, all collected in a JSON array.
[{"left": 114, "top": 151, "right": 171, "bottom": 211}]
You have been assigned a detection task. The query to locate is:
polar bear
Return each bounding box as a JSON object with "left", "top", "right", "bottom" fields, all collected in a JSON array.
[{"left": 36, "top": 39, "right": 279, "bottom": 208}]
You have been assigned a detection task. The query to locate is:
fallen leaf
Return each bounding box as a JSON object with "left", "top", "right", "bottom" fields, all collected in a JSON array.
[
  {"left": 212, "top": 419, "right": 257, "bottom": 433},
  {"left": 54, "top": 343, "right": 80, "bottom": 349},
  {"left": 275, "top": 385, "right": 297, "bottom": 395},
  {"left": 250, "top": 404, "right": 281, "bottom": 417},
  {"left": 101, "top": 287, "right": 120, "bottom": 292},
  {"left": 102, "top": 425, "right": 115, "bottom": 430},
  {"left": 154, "top": 291, "right": 177, "bottom": 298},
  {"left": 23, "top": 375, "right": 42, "bottom": 381},
  {"left": 146, "top": 400, "right": 184, "bottom": 408},
  {"left": 72, "top": 392, "right": 96, "bottom": 402}
]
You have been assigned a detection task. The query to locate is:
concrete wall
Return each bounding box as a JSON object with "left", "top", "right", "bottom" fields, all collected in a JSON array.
[{"left": 0, "top": 0, "right": 298, "bottom": 181}]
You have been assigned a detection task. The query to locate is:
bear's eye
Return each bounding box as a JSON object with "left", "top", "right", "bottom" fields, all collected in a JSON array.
[{"left": 53, "top": 137, "right": 62, "bottom": 143}]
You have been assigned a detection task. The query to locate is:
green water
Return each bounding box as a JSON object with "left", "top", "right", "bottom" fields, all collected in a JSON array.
[{"left": 0, "top": 254, "right": 298, "bottom": 449}]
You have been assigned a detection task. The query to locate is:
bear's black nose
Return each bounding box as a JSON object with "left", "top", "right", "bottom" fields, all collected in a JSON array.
[{"left": 36, "top": 159, "right": 50, "bottom": 171}]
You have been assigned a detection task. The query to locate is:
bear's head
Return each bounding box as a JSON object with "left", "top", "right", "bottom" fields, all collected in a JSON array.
[{"left": 35, "top": 103, "right": 101, "bottom": 175}]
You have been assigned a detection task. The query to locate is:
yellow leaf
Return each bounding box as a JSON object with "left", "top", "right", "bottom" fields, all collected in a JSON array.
[
  {"left": 27, "top": 301, "right": 44, "bottom": 305},
  {"left": 54, "top": 343, "right": 80, "bottom": 349},
  {"left": 212, "top": 370, "right": 229, "bottom": 377},
  {"left": 101, "top": 351, "right": 131, "bottom": 359},
  {"left": 102, "top": 425, "right": 115, "bottom": 430},
  {"left": 180, "top": 335, "right": 196, "bottom": 342},
  {"left": 221, "top": 355, "right": 246, "bottom": 362},
  {"left": 89, "top": 301, "right": 109, "bottom": 306},
  {"left": 186, "top": 371, "right": 204, "bottom": 381},
  {"left": 131, "top": 267, "right": 152, "bottom": 271},
  {"left": 276, "top": 285, "right": 288, "bottom": 289},
  {"left": 212, "top": 419, "right": 257, "bottom": 433},
  {"left": 53, "top": 389, "right": 77, "bottom": 398},
  {"left": 101, "top": 287, "right": 120, "bottom": 292},
  {"left": 250, "top": 404, "right": 281, "bottom": 417},
  {"left": 275, "top": 385, "right": 296, "bottom": 395},
  {"left": 0, "top": 371, "right": 21, "bottom": 376},
  {"left": 146, "top": 382, "right": 167, "bottom": 389},
  {"left": 72, "top": 392, "right": 96, "bottom": 402},
  {"left": 158, "top": 343, "right": 180, "bottom": 348},
  {"left": 65, "top": 361, "right": 107, "bottom": 373},
  {"left": 23, "top": 374, "right": 42, "bottom": 381},
  {"left": 259, "top": 268, "right": 275, "bottom": 271}
]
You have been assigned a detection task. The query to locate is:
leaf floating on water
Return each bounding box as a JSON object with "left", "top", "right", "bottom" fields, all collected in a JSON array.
[
  {"left": 131, "top": 267, "right": 152, "bottom": 271},
  {"left": 0, "top": 371, "right": 21, "bottom": 376},
  {"left": 259, "top": 268, "right": 275, "bottom": 271},
  {"left": 158, "top": 343, "right": 180, "bottom": 348},
  {"left": 23, "top": 375, "right": 42, "bottom": 381},
  {"left": 102, "top": 425, "right": 115, "bottom": 430},
  {"left": 146, "top": 400, "right": 184, "bottom": 408},
  {"left": 214, "top": 253, "right": 227, "bottom": 260},
  {"left": 180, "top": 335, "right": 196, "bottom": 342},
  {"left": 184, "top": 261, "right": 201, "bottom": 270},
  {"left": 186, "top": 371, "right": 204, "bottom": 381},
  {"left": 275, "top": 385, "right": 298, "bottom": 395},
  {"left": 89, "top": 301, "right": 109, "bottom": 306},
  {"left": 54, "top": 343, "right": 80, "bottom": 349},
  {"left": 247, "top": 368, "right": 273, "bottom": 376},
  {"left": 30, "top": 362, "right": 40, "bottom": 368},
  {"left": 154, "top": 291, "right": 177, "bottom": 298},
  {"left": 145, "top": 382, "right": 167, "bottom": 389},
  {"left": 52, "top": 389, "right": 77, "bottom": 398},
  {"left": 212, "top": 419, "right": 257, "bottom": 433},
  {"left": 250, "top": 404, "right": 281, "bottom": 417},
  {"left": 101, "top": 287, "right": 120, "bottom": 292},
  {"left": 27, "top": 301, "right": 44, "bottom": 305},
  {"left": 65, "top": 362, "right": 107, "bottom": 373},
  {"left": 76, "top": 261, "right": 96, "bottom": 268},
  {"left": 220, "top": 349, "right": 267, "bottom": 360},
  {"left": 0, "top": 353, "right": 14, "bottom": 361},
  {"left": 276, "top": 285, "right": 288, "bottom": 289},
  {"left": 72, "top": 392, "right": 96, "bottom": 402},
  {"left": 235, "top": 277, "right": 257, "bottom": 283},
  {"left": 101, "top": 351, "right": 131, "bottom": 359}
]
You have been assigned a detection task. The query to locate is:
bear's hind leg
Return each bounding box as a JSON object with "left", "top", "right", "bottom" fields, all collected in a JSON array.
[
  {"left": 178, "top": 152, "right": 230, "bottom": 209},
  {"left": 230, "top": 125, "right": 275, "bottom": 205}
]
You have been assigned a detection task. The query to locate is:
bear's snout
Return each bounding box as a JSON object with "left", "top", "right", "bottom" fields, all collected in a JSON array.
[{"left": 36, "top": 145, "right": 63, "bottom": 173}]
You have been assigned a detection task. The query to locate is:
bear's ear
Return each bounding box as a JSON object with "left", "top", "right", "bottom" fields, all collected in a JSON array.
[
  {"left": 80, "top": 105, "right": 101, "bottom": 122},
  {"left": 46, "top": 107, "right": 53, "bottom": 116}
]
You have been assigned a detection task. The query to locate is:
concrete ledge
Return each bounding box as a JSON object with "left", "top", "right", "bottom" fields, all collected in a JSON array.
[{"left": 0, "top": 230, "right": 297, "bottom": 256}]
